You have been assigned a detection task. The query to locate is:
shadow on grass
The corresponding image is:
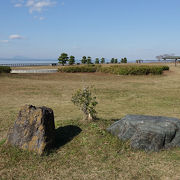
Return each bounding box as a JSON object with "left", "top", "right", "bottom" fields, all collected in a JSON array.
[
  {"left": 53, "top": 125, "right": 82, "bottom": 150},
  {"left": 110, "top": 118, "right": 120, "bottom": 122}
]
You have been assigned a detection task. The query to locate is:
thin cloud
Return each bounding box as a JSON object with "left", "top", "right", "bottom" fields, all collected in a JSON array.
[
  {"left": 12, "top": 0, "right": 24, "bottom": 7},
  {"left": 14, "top": 3, "right": 23, "bottom": 7},
  {"left": 0, "top": 40, "right": 9, "bottom": 43},
  {"left": 12, "top": 0, "right": 57, "bottom": 20},
  {"left": 13, "top": 0, "right": 56, "bottom": 13},
  {"left": 39, "top": 16, "right": 45, "bottom": 20},
  {"left": 27, "top": 0, "right": 56, "bottom": 13},
  {"left": 34, "top": 16, "right": 45, "bottom": 20},
  {"left": 0, "top": 34, "right": 24, "bottom": 43},
  {"left": 9, "top": 34, "right": 24, "bottom": 40}
]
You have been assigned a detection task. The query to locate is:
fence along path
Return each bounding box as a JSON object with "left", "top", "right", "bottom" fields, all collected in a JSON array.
[
  {"left": 0, "top": 63, "right": 59, "bottom": 73},
  {"left": 11, "top": 69, "right": 58, "bottom": 73},
  {"left": 0, "top": 63, "right": 58, "bottom": 67}
]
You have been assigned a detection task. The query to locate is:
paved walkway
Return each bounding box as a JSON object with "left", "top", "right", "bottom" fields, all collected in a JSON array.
[{"left": 11, "top": 69, "right": 58, "bottom": 73}]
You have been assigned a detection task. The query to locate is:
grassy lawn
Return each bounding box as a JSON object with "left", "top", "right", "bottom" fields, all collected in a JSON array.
[{"left": 1, "top": 63, "right": 180, "bottom": 179}]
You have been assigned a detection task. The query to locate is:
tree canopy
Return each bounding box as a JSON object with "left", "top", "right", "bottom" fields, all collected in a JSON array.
[
  {"left": 69, "top": 56, "right": 75, "bottom": 65},
  {"left": 101, "top": 57, "right": 105, "bottom": 64},
  {"left": 95, "top": 58, "right": 99, "bottom": 64},
  {"left": 87, "top": 56, "right": 92, "bottom": 64},
  {"left": 121, "top": 57, "right": 127, "bottom": 63},
  {"left": 81, "top": 56, "right": 87, "bottom": 64},
  {"left": 58, "top": 53, "right": 69, "bottom": 66},
  {"left": 111, "top": 58, "right": 115, "bottom": 64}
]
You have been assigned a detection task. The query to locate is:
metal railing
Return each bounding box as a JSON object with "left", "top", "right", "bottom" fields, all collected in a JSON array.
[{"left": 0, "top": 63, "right": 58, "bottom": 67}]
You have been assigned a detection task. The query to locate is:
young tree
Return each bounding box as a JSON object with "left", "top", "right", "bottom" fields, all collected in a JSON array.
[
  {"left": 87, "top": 56, "right": 92, "bottom": 64},
  {"left": 111, "top": 58, "right": 115, "bottom": 64},
  {"left": 71, "top": 86, "right": 98, "bottom": 121},
  {"left": 95, "top": 58, "right": 99, "bottom": 64},
  {"left": 69, "top": 56, "right": 75, "bottom": 65},
  {"left": 81, "top": 56, "right": 87, "bottom": 64},
  {"left": 58, "top": 53, "right": 69, "bottom": 66},
  {"left": 114, "top": 58, "right": 118, "bottom": 63},
  {"left": 101, "top": 57, "right": 105, "bottom": 64}
]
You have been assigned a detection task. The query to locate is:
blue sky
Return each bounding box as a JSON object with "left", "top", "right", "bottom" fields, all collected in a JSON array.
[{"left": 1, "top": 0, "right": 180, "bottom": 60}]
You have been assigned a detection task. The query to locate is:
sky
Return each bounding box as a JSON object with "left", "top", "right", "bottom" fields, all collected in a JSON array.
[{"left": 1, "top": 0, "right": 180, "bottom": 60}]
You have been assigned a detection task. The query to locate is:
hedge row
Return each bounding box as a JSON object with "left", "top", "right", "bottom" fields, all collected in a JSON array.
[
  {"left": 99, "top": 65, "right": 169, "bottom": 75},
  {"left": 0, "top": 66, "right": 11, "bottom": 73},
  {"left": 58, "top": 65, "right": 98, "bottom": 73},
  {"left": 58, "top": 65, "right": 169, "bottom": 75}
]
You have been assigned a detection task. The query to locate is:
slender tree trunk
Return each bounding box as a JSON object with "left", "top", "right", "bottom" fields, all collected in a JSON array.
[
  {"left": 83, "top": 113, "right": 93, "bottom": 121},
  {"left": 88, "top": 113, "right": 93, "bottom": 121}
]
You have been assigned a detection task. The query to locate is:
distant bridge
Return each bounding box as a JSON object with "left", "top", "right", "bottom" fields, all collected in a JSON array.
[
  {"left": 136, "top": 59, "right": 180, "bottom": 66},
  {"left": 162, "top": 56, "right": 180, "bottom": 66},
  {"left": 136, "top": 60, "right": 167, "bottom": 63}
]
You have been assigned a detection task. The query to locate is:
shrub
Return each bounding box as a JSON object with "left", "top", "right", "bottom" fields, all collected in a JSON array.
[
  {"left": 58, "top": 64, "right": 169, "bottom": 75},
  {"left": 98, "top": 65, "right": 169, "bottom": 75},
  {"left": 58, "top": 65, "right": 100, "bottom": 73},
  {"left": 0, "top": 66, "right": 11, "bottom": 73},
  {"left": 161, "top": 66, "right": 169, "bottom": 71},
  {"left": 71, "top": 86, "right": 98, "bottom": 121}
]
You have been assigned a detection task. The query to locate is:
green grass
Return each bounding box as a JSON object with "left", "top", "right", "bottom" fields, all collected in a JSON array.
[
  {"left": 0, "top": 63, "right": 180, "bottom": 179},
  {"left": 0, "top": 139, "right": 6, "bottom": 146}
]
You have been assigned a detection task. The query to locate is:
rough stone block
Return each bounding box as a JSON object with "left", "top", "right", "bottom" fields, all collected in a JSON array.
[
  {"left": 6, "top": 105, "right": 55, "bottom": 155},
  {"left": 107, "top": 114, "right": 180, "bottom": 151}
]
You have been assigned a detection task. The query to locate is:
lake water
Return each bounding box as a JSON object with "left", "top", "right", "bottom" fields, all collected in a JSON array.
[
  {"left": 0, "top": 59, "right": 160, "bottom": 65},
  {"left": 0, "top": 59, "right": 58, "bottom": 64}
]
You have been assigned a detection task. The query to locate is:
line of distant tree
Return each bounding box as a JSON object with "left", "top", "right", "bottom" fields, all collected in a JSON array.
[{"left": 58, "top": 53, "right": 127, "bottom": 66}]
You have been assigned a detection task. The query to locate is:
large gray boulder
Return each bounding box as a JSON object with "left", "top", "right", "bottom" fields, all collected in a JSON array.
[
  {"left": 6, "top": 105, "right": 55, "bottom": 155},
  {"left": 107, "top": 114, "right": 180, "bottom": 151}
]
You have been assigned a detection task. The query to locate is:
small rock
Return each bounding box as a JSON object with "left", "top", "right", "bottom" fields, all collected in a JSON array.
[
  {"left": 107, "top": 114, "right": 180, "bottom": 151},
  {"left": 6, "top": 105, "right": 55, "bottom": 155}
]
